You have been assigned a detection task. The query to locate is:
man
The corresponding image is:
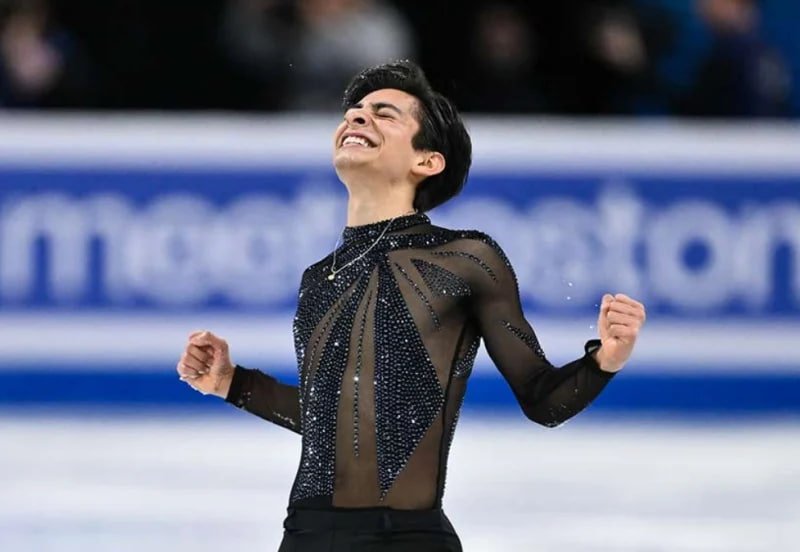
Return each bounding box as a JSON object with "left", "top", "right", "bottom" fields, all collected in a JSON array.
[
  {"left": 679, "top": 0, "right": 792, "bottom": 117},
  {"left": 177, "top": 60, "right": 646, "bottom": 551}
]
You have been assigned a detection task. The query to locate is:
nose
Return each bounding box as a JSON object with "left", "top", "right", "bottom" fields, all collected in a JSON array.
[{"left": 344, "top": 106, "right": 368, "bottom": 127}]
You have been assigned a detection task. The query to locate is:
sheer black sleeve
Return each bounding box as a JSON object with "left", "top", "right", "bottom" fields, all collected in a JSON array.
[
  {"left": 461, "top": 235, "right": 615, "bottom": 427},
  {"left": 225, "top": 366, "right": 302, "bottom": 434}
]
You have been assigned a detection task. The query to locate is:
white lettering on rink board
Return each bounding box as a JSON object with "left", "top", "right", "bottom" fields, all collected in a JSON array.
[{"left": 0, "top": 185, "right": 797, "bottom": 313}]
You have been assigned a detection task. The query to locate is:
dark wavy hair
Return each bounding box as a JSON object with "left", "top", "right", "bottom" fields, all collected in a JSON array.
[{"left": 341, "top": 60, "right": 472, "bottom": 213}]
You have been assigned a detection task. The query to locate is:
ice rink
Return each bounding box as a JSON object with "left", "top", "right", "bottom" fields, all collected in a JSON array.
[{"left": 2, "top": 412, "right": 797, "bottom": 552}]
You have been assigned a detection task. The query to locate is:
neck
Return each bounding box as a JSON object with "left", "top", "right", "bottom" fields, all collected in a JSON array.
[{"left": 345, "top": 181, "right": 417, "bottom": 227}]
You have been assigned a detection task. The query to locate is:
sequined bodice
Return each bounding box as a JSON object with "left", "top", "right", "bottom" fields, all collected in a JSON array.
[{"left": 226, "top": 213, "right": 614, "bottom": 510}]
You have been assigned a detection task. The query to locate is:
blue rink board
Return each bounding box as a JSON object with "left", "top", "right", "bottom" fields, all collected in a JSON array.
[
  {"left": 2, "top": 366, "right": 799, "bottom": 415},
  {"left": 0, "top": 167, "right": 798, "bottom": 317},
  {"left": 0, "top": 162, "right": 798, "bottom": 418}
]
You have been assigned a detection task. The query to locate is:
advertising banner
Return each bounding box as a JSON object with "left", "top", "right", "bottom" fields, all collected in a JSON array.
[{"left": 1, "top": 117, "right": 797, "bottom": 413}]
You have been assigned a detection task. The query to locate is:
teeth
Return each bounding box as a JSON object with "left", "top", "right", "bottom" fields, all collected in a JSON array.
[{"left": 343, "top": 136, "right": 371, "bottom": 147}]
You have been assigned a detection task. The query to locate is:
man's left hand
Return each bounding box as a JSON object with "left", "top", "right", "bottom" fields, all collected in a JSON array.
[{"left": 594, "top": 293, "right": 646, "bottom": 373}]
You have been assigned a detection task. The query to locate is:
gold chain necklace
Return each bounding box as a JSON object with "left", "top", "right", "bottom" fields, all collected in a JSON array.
[{"left": 328, "top": 210, "right": 416, "bottom": 281}]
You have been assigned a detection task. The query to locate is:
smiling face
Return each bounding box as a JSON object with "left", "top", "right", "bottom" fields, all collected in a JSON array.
[{"left": 333, "top": 88, "right": 439, "bottom": 188}]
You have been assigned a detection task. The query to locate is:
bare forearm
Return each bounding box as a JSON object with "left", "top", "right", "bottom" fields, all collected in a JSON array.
[
  {"left": 211, "top": 370, "right": 234, "bottom": 399},
  {"left": 593, "top": 346, "right": 625, "bottom": 374}
]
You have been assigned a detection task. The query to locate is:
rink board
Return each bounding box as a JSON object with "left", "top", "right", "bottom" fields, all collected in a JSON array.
[{"left": 0, "top": 118, "right": 798, "bottom": 413}]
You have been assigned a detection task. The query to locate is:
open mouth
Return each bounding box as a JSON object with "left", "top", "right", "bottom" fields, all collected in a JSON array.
[{"left": 341, "top": 134, "right": 377, "bottom": 148}]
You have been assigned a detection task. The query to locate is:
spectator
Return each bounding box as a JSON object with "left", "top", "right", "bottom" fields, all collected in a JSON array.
[
  {"left": 293, "top": 0, "right": 415, "bottom": 110},
  {"left": 532, "top": 1, "right": 654, "bottom": 115},
  {"left": 0, "top": 0, "right": 93, "bottom": 108},
  {"left": 460, "top": 3, "right": 543, "bottom": 113},
  {"left": 221, "top": 0, "right": 414, "bottom": 111},
  {"left": 219, "top": 0, "right": 296, "bottom": 110},
  {"left": 678, "top": 0, "right": 792, "bottom": 117}
]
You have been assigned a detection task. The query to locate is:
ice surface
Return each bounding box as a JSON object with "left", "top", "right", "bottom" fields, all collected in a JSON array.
[{"left": 1, "top": 412, "right": 797, "bottom": 552}]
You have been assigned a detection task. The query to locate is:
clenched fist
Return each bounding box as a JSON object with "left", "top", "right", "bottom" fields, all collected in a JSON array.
[
  {"left": 177, "top": 330, "right": 236, "bottom": 398},
  {"left": 594, "top": 293, "right": 646, "bottom": 373}
]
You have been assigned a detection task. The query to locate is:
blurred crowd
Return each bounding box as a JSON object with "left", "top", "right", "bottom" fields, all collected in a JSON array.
[{"left": 0, "top": 0, "right": 795, "bottom": 117}]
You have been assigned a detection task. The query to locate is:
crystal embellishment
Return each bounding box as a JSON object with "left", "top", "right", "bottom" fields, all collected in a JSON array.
[
  {"left": 412, "top": 258, "right": 472, "bottom": 297},
  {"left": 374, "top": 262, "right": 444, "bottom": 497}
]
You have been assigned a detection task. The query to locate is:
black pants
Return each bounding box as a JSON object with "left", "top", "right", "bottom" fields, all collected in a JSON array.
[{"left": 277, "top": 507, "right": 463, "bottom": 551}]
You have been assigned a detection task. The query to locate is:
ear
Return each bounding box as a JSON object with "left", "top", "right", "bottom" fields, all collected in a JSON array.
[{"left": 410, "top": 151, "right": 446, "bottom": 181}]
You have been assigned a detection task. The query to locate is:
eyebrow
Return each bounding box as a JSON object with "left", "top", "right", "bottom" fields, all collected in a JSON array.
[{"left": 351, "top": 101, "right": 404, "bottom": 116}]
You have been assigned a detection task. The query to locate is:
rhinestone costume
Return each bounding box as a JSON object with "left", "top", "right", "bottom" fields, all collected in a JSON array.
[{"left": 226, "top": 213, "right": 615, "bottom": 509}]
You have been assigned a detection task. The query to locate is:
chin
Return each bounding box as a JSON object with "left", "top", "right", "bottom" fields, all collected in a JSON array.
[{"left": 334, "top": 150, "right": 372, "bottom": 171}]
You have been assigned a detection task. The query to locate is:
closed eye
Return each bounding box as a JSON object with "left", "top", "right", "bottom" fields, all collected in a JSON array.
[
  {"left": 371, "top": 102, "right": 403, "bottom": 118},
  {"left": 377, "top": 110, "right": 395, "bottom": 119}
]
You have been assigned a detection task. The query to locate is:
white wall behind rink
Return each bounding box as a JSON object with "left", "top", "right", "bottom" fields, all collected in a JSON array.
[{"left": 0, "top": 313, "right": 796, "bottom": 374}]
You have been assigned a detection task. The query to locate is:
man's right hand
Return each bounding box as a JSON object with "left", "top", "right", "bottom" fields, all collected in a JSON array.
[{"left": 177, "top": 330, "right": 236, "bottom": 399}]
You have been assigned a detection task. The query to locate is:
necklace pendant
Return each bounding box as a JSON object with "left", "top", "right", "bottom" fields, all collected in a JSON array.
[{"left": 327, "top": 273, "right": 335, "bottom": 281}]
